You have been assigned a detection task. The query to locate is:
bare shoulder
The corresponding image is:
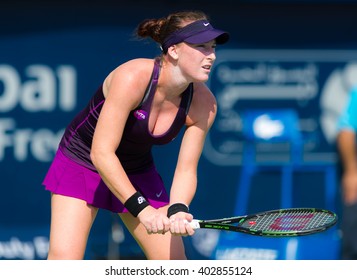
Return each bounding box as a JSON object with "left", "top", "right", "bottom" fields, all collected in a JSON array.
[
  {"left": 105, "top": 58, "right": 155, "bottom": 88},
  {"left": 191, "top": 82, "right": 217, "bottom": 107},
  {"left": 102, "top": 58, "right": 155, "bottom": 107},
  {"left": 186, "top": 82, "right": 217, "bottom": 127},
  {"left": 119, "top": 58, "right": 154, "bottom": 72}
]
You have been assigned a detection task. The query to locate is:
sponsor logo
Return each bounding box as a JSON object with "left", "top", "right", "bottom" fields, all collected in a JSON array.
[
  {"left": 0, "top": 236, "right": 49, "bottom": 260},
  {"left": 133, "top": 110, "right": 147, "bottom": 120},
  {"left": 156, "top": 190, "right": 163, "bottom": 198},
  {"left": 137, "top": 196, "right": 146, "bottom": 204},
  {"left": 215, "top": 247, "right": 278, "bottom": 260}
]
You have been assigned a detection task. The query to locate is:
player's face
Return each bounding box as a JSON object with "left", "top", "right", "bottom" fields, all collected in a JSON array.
[{"left": 177, "top": 40, "right": 217, "bottom": 82}]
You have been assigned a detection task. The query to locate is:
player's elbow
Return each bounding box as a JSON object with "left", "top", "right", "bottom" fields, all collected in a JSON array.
[{"left": 90, "top": 147, "right": 106, "bottom": 169}]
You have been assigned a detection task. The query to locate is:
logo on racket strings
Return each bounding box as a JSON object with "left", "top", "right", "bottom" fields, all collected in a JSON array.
[{"left": 270, "top": 214, "right": 313, "bottom": 231}]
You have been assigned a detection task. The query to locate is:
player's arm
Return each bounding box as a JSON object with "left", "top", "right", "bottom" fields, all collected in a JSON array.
[
  {"left": 168, "top": 82, "right": 217, "bottom": 235},
  {"left": 338, "top": 130, "right": 357, "bottom": 172},
  {"left": 337, "top": 129, "right": 357, "bottom": 204},
  {"left": 91, "top": 59, "right": 150, "bottom": 202},
  {"left": 336, "top": 89, "right": 357, "bottom": 205},
  {"left": 91, "top": 59, "right": 171, "bottom": 233}
]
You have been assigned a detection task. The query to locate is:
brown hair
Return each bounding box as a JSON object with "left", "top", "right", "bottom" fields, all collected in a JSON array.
[{"left": 136, "top": 10, "right": 209, "bottom": 45}]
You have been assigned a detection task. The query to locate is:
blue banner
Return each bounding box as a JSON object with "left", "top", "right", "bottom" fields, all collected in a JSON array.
[{"left": 0, "top": 27, "right": 159, "bottom": 259}]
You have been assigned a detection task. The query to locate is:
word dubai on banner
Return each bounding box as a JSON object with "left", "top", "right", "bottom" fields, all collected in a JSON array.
[{"left": 0, "top": 64, "right": 76, "bottom": 162}]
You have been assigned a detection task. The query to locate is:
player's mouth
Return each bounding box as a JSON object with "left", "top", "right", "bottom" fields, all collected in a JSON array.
[{"left": 202, "top": 64, "right": 212, "bottom": 71}]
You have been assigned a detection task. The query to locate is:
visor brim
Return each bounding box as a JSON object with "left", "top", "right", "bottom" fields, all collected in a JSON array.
[{"left": 184, "top": 30, "right": 229, "bottom": 45}]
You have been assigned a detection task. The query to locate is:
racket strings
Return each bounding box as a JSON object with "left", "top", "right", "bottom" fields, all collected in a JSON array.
[
  {"left": 244, "top": 210, "right": 335, "bottom": 232},
  {"left": 306, "top": 211, "right": 335, "bottom": 229}
]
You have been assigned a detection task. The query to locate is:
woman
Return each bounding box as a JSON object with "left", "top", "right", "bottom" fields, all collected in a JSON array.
[{"left": 43, "top": 10, "right": 229, "bottom": 260}]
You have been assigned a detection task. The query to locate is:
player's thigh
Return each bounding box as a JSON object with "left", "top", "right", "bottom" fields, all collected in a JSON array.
[
  {"left": 119, "top": 211, "right": 186, "bottom": 260},
  {"left": 48, "top": 194, "right": 98, "bottom": 259}
]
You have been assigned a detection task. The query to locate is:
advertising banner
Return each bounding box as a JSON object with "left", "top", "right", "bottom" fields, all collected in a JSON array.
[
  {"left": 0, "top": 27, "right": 159, "bottom": 259},
  {"left": 189, "top": 49, "right": 357, "bottom": 260}
]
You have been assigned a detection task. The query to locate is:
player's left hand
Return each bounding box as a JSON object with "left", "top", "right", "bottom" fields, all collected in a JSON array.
[{"left": 169, "top": 212, "right": 194, "bottom": 236}]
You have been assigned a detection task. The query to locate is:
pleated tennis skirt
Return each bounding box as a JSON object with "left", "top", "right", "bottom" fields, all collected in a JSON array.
[{"left": 42, "top": 149, "right": 169, "bottom": 213}]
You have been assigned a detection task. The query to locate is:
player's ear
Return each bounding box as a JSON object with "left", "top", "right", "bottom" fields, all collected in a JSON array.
[{"left": 167, "top": 44, "right": 179, "bottom": 60}]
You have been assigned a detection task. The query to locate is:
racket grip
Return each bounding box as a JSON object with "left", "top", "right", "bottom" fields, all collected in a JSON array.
[{"left": 189, "top": 219, "right": 201, "bottom": 229}]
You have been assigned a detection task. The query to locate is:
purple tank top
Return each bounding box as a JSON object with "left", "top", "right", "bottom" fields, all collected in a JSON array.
[{"left": 59, "top": 58, "right": 193, "bottom": 173}]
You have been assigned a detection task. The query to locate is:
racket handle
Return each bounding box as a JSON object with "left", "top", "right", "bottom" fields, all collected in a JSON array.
[{"left": 189, "top": 219, "right": 201, "bottom": 229}]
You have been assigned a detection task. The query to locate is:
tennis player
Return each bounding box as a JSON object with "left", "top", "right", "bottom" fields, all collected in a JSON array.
[{"left": 42, "top": 10, "right": 229, "bottom": 260}]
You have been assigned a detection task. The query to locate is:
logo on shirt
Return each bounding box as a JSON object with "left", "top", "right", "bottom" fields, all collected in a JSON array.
[
  {"left": 133, "top": 109, "right": 148, "bottom": 120},
  {"left": 156, "top": 190, "right": 163, "bottom": 198}
]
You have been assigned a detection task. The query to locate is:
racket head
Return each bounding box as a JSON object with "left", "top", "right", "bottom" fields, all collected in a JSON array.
[{"left": 237, "top": 208, "right": 338, "bottom": 237}]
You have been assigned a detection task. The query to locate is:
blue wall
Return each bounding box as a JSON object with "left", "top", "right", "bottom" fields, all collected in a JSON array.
[{"left": 1, "top": 0, "right": 357, "bottom": 259}]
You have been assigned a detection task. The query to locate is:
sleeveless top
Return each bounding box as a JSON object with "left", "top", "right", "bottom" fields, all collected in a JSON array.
[{"left": 59, "top": 58, "right": 194, "bottom": 173}]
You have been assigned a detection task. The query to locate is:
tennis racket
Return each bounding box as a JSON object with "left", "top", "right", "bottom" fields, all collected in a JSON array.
[{"left": 189, "top": 208, "right": 338, "bottom": 237}]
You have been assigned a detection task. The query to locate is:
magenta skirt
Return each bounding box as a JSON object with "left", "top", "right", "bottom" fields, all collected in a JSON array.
[{"left": 42, "top": 149, "right": 169, "bottom": 213}]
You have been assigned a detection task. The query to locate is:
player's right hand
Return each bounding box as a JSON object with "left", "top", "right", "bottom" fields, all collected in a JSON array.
[{"left": 137, "top": 206, "right": 171, "bottom": 234}]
